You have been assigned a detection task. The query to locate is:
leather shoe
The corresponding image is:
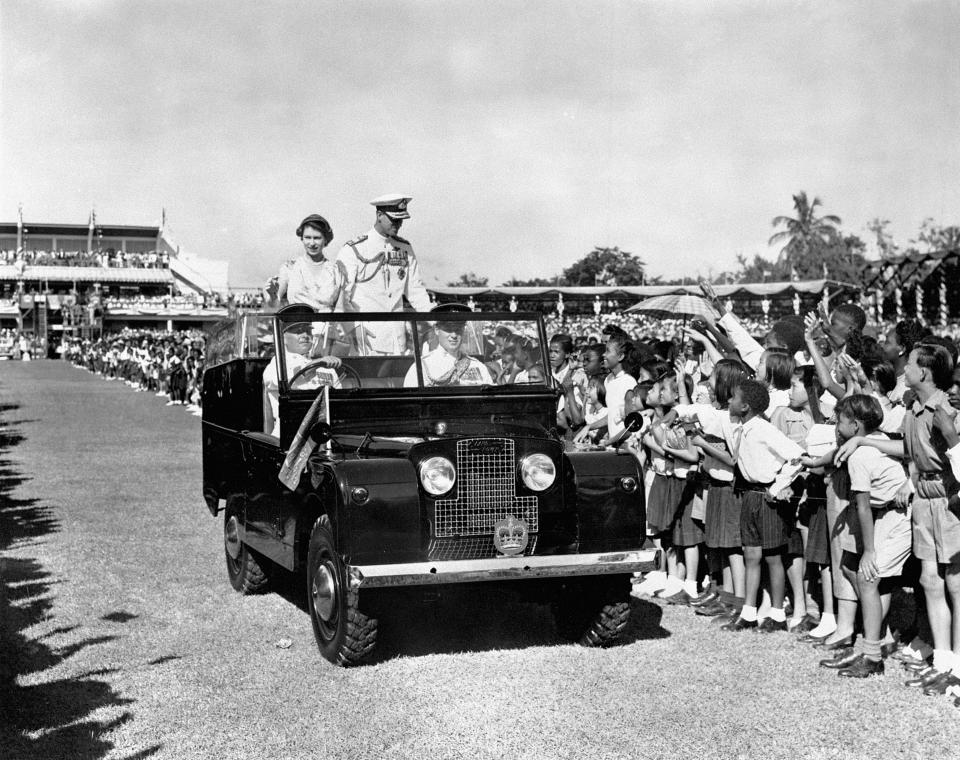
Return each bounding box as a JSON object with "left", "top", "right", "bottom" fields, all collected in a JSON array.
[
  {"left": 820, "top": 635, "right": 855, "bottom": 651},
  {"left": 689, "top": 589, "right": 720, "bottom": 608},
  {"left": 661, "top": 590, "right": 694, "bottom": 606},
  {"left": 695, "top": 600, "right": 732, "bottom": 617},
  {"left": 790, "top": 615, "right": 818, "bottom": 634},
  {"left": 819, "top": 649, "right": 857, "bottom": 668},
  {"left": 721, "top": 616, "right": 757, "bottom": 632},
  {"left": 922, "top": 672, "right": 960, "bottom": 696},
  {"left": 905, "top": 666, "right": 944, "bottom": 688},
  {"left": 710, "top": 607, "right": 741, "bottom": 625},
  {"left": 757, "top": 618, "right": 788, "bottom": 633},
  {"left": 799, "top": 631, "right": 832, "bottom": 645},
  {"left": 839, "top": 656, "right": 884, "bottom": 678}
]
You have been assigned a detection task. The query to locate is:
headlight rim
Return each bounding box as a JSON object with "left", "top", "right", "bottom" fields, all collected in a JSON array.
[
  {"left": 419, "top": 455, "right": 457, "bottom": 496},
  {"left": 519, "top": 452, "right": 557, "bottom": 492}
]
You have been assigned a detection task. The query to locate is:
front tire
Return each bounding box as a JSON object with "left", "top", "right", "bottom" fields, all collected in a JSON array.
[
  {"left": 552, "top": 575, "right": 631, "bottom": 647},
  {"left": 224, "top": 507, "right": 271, "bottom": 594},
  {"left": 307, "top": 516, "right": 377, "bottom": 665}
]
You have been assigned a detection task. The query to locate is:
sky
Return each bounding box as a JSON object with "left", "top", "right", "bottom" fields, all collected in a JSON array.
[{"left": 1, "top": 0, "right": 958, "bottom": 289}]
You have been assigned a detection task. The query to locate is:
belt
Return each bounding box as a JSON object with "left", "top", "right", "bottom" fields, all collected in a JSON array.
[
  {"left": 918, "top": 471, "right": 943, "bottom": 481},
  {"left": 734, "top": 478, "right": 773, "bottom": 493}
]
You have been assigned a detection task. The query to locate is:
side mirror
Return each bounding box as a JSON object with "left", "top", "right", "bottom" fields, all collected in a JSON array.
[{"left": 309, "top": 421, "right": 332, "bottom": 445}]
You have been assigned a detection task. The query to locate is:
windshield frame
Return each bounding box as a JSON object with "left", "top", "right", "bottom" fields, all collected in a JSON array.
[{"left": 273, "top": 310, "right": 550, "bottom": 393}]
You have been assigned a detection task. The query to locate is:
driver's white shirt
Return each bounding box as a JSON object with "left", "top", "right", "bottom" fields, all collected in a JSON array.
[
  {"left": 262, "top": 352, "right": 339, "bottom": 437},
  {"left": 403, "top": 347, "right": 493, "bottom": 387}
]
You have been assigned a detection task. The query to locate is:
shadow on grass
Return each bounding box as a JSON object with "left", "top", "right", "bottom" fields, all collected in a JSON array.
[{"left": 0, "top": 413, "right": 161, "bottom": 760}]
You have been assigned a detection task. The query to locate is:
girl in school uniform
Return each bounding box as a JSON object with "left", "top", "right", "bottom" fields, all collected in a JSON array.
[
  {"left": 684, "top": 359, "right": 750, "bottom": 617},
  {"left": 757, "top": 347, "right": 795, "bottom": 417}
]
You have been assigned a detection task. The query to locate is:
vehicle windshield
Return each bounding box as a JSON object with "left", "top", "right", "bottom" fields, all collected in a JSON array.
[{"left": 274, "top": 312, "right": 551, "bottom": 391}]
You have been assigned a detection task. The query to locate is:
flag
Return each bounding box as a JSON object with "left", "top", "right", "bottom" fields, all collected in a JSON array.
[{"left": 279, "top": 385, "right": 330, "bottom": 491}]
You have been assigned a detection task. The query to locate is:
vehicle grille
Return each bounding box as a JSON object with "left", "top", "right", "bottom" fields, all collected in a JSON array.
[
  {"left": 427, "top": 535, "right": 538, "bottom": 561},
  {"left": 433, "top": 438, "right": 539, "bottom": 537}
]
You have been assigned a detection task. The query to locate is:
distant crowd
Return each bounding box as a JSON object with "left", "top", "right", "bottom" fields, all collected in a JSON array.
[
  {"left": 1, "top": 248, "right": 170, "bottom": 268},
  {"left": 65, "top": 329, "right": 206, "bottom": 414}
]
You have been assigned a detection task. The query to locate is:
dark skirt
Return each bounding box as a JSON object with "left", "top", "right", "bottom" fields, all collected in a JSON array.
[
  {"left": 804, "top": 497, "right": 830, "bottom": 565},
  {"left": 704, "top": 480, "right": 741, "bottom": 549},
  {"left": 673, "top": 478, "right": 705, "bottom": 547},
  {"left": 647, "top": 472, "right": 685, "bottom": 534}
]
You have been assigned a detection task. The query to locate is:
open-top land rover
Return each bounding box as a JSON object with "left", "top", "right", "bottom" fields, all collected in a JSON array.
[{"left": 201, "top": 309, "right": 647, "bottom": 665}]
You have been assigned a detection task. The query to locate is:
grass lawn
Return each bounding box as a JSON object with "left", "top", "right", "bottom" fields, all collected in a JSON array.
[{"left": 1, "top": 360, "right": 959, "bottom": 760}]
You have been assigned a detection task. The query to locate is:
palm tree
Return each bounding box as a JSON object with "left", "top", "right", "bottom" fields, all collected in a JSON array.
[{"left": 769, "top": 193, "right": 842, "bottom": 273}]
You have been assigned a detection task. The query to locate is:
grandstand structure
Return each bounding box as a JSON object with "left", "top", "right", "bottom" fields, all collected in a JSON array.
[{"left": 0, "top": 214, "right": 230, "bottom": 348}]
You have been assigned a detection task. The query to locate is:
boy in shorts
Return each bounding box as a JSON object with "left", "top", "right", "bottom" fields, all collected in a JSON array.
[
  {"left": 836, "top": 344, "right": 960, "bottom": 694},
  {"left": 819, "top": 395, "right": 912, "bottom": 677}
]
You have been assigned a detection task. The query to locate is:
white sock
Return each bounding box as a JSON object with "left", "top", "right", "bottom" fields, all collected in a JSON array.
[
  {"left": 767, "top": 607, "right": 786, "bottom": 623},
  {"left": 640, "top": 570, "right": 668, "bottom": 590},
  {"left": 662, "top": 576, "right": 684, "bottom": 596},
  {"left": 808, "top": 614, "right": 837, "bottom": 637},
  {"left": 933, "top": 649, "right": 951, "bottom": 672},
  {"left": 683, "top": 579, "right": 699, "bottom": 597},
  {"left": 739, "top": 605, "right": 758, "bottom": 622}
]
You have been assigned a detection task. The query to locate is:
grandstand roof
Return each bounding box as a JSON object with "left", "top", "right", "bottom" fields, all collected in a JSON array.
[
  {"left": 0, "top": 265, "right": 173, "bottom": 284},
  {"left": 430, "top": 279, "right": 853, "bottom": 298},
  {"left": 0, "top": 222, "right": 160, "bottom": 238}
]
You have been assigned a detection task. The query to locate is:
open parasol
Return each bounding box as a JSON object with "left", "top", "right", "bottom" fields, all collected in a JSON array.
[{"left": 624, "top": 293, "right": 720, "bottom": 323}]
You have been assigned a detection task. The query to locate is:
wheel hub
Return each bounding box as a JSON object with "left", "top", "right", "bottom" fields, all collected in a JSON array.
[
  {"left": 224, "top": 515, "right": 242, "bottom": 560},
  {"left": 312, "top": 563, "right": 337, "bottom": 621}
]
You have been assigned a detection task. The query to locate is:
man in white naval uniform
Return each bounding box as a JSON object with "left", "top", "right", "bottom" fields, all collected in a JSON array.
[{"left": 337, "top": 194, "right": 432, "bottom": 354}]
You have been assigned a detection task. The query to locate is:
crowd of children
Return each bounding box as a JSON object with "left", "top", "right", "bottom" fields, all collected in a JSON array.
[
  {"left": 547, "top": 290, "right": 960, "bottom": 704},
  {"left": 64, "top": 330, "right": 206, "bottom": 415}
]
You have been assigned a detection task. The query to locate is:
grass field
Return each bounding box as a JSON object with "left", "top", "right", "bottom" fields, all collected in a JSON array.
[{"left": 2, "top": 360, "right": 959, "bottom": 760}]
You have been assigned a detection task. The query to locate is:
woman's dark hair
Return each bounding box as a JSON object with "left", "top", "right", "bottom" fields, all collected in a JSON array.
[
  {"left": 867, "top": 360, "right": 897, "bottom": 397},
  {"left": 835, "top": 394, "right": 883, "bottom": 434},
  {"left": 713, "top": 358, "right": 748, "bottom": 409},
  {"left": 641, "top": 359, "right": 670, "bottom": 383},
  {"left": 295, "top": 214, "right": 333, "bottom": 244},
  {"left": 762, "top": 349, "right": 795, "bottom": 390},
  {"left": 795, "top": 364, "right": 825, "bottom": 424},
  {"left": 652, "top": 340, "right": 675, "bottom": 362},
  {"left": 893, "top": 319, "right": 927, "bottom": 356},
  {"left": 623, "top": 345, "right": 647, "bottom": 379}
]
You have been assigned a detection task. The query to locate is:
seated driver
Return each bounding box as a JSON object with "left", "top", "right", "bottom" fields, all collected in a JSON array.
[
  {"left": 403, "top": 319, "right": 493, "bottom": 387},
  {"left": 263, "top": 304, "right": 341, "bottom": 437}
]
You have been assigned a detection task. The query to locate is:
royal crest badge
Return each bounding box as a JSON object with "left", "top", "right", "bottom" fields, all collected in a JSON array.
[{"left": 493, "top": 515, "right": 529, "bottom": 557}]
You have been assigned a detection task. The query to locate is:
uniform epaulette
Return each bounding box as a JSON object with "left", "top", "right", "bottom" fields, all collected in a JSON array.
[
  {"left": 389, "top": 234, "right": 410, "bottom": 245},
  {"left": 346, "top": 234, "right": 368, "bottom": 246}
]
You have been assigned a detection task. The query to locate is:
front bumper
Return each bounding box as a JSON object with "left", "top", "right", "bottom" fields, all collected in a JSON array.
[{"left": 348, "top": 549, "right": 655, "bottom": 589}]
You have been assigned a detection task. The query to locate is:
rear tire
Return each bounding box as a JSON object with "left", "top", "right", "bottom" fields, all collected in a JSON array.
[
  {"left": 307, "top": 516, "right": 377, "bottom": 665},
  {"left": 224, "top": 507, "right": 271, "bottom": 594},
  {"left": 552, "top": 576, "right": 631, "bottom": 647}
]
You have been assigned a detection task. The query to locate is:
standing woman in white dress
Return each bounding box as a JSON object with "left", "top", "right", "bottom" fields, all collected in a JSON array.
[{"left": 266, "top": 214, "right": 347, "bottom": 312}]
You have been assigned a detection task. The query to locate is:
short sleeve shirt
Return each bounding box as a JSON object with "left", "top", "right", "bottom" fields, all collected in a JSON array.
[
  {"left": 902, "top": 389, "right": 956, "bottom": 474},
  {"left": 846, "top": 433, "right": 908, "bottom": 508}
]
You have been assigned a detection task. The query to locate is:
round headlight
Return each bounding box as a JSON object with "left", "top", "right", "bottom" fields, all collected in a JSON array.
[
  {"left": 520, "top": 454, "right": 556, "bottom": 492},
  {"left": 419, "top": 456, "right": 456, "bottom": 496}
]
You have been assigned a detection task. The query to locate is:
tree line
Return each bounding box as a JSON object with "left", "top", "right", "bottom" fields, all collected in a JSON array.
[{"left": 448, "top": 192, "right": 960, "bottom": 288}]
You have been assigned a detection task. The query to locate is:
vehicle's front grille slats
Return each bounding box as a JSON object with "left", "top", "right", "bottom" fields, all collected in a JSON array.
[{"left": 434, "top": 438, "right": 539, "bottom": 537}]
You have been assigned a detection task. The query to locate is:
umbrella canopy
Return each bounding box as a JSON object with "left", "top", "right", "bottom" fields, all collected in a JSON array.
[{"left": 624, "top": 293, "right": 720, "bottom": 321}]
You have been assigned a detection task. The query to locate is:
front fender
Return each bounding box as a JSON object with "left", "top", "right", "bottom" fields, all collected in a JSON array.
[
  {"left": 328, "top": 459, "right": 422, "bottom": 565},
  {"left": 565, "top": 451, "right": 645, "bottom": 552}
]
